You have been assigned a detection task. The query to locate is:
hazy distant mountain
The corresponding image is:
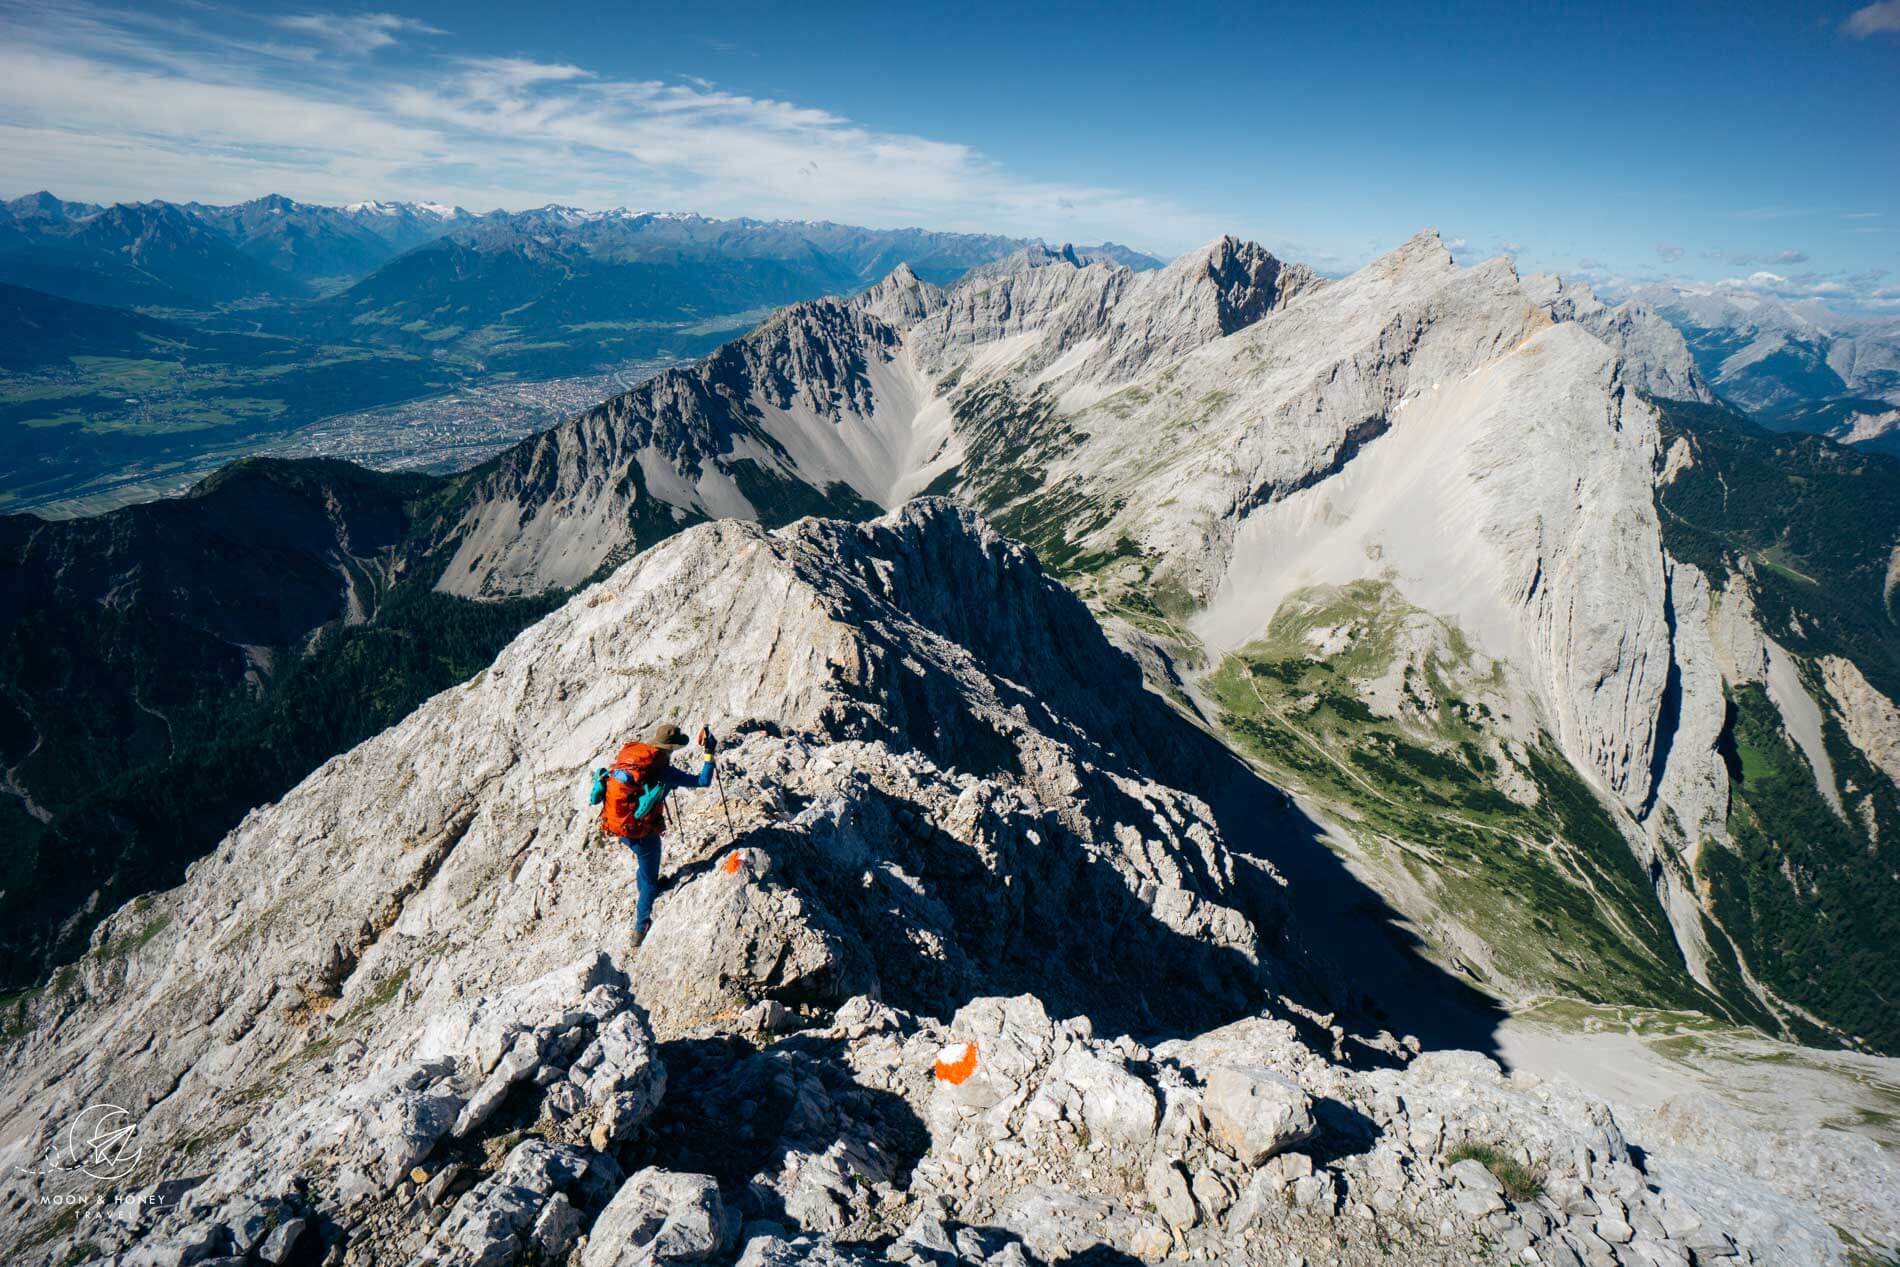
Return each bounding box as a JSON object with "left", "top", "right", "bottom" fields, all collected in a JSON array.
[
  {"left": 181, "top": 193, "right": 474, "bottom": 290},
  {"left": 0, "top": 281, "right": 190, "bottom": 369},
  {"left": 0, "top": 193, "right": 1157, "bottom": 318},
  {"left": 0, "top": 192, "right": 475, "bottom": 306},
  {"left": 1, "top": 191, "right": 104, "bottom": 228},
  {"left": 301, "top": 206, "right": 1150, "bottom": 373},
  {"left": 1637, "top": 284, "right": 1900, "bottom": 434},
  {"left": 0, "top": 201, "right": 292, "bottom": 307}
]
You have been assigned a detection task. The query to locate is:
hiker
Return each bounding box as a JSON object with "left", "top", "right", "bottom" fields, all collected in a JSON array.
[{"left": 590, "top": 723, "right": 719, "bottom": 947}]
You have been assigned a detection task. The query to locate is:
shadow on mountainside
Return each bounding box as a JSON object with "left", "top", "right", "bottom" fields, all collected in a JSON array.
[
  {"left": 644, "top": 798, "right": 1277, "bottom": 1044},
  {"left": 628, "top": 1032, "right": 929, "bottom": 1223},
  {"left": 1169, "top": 724, "right": 1507, "bottom": 1060},
  {"left": 633, "top": 715, "right": 1502, "bottom": 1061}
]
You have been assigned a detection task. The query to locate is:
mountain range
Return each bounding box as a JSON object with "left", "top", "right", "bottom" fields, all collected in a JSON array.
[
  {"left": 395, "top": 227, "right": 1900, "bottom": 1055},
  {"left": 4, "top": 216, "right": 1900, "bottom": 1266},
  {"left": 1629, "top": 284, "right": 1900, "bottom": 452},
  {"left": 8, "top": 222, "right": 1898, "bottom": 1067},
  {"left": 0, "top": 192, "right": 1160, "bottom": 313},
  {"left": 0, "top": 193, "right": 1165, "bottom": 513},
  {"left": 0, "top": 192, "right": 470, "bottom": 302}
]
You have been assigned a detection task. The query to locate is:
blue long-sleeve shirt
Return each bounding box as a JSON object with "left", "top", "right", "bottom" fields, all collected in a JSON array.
[{"left": 664, "top": 759, "right": 717, "bottom": 789}]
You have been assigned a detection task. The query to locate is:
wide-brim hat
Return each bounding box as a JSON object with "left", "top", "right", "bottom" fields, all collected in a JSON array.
[{"left": 651, "top": 722, "right": 688, "bottom": 750}]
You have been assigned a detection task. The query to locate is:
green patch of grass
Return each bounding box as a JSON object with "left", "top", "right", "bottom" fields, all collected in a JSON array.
[
  {"left": 348, "top": 965, "right": 410, "bottom": 1019},
  {"left": 93, "top": 913, "right": 171, "bottom": 961},
  {"left": 0, "top": 380, "right": 94, "bottom": 403},
  {"left": 1206, "top": 580, "right": 1703, "bottom": 1010},
  {"left": 66, "top": 355, "right": 188, "bottom": 392},
  {"left": 18, "top": 411, "right": 88, "bottom": 429},
  {"left": 0, "top": 985, "right": 42, "bottom": 1041},
  {"left": 1841, "top": 1233, "right": 1900, "bottom": 1267},
  {"left": 1447, "top": 1141, "right": 1546, "bottom": 1202}
]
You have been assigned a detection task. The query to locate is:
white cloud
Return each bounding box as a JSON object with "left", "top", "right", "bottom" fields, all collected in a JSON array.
[
  {"left": 1774, "top": 249, "right": 1809, "bottom": 263},
  {"left": 1655, "top": 242, "right": 1684, "bottom": 261},
  {"left": 0, "top": 0, "right": 1211, "bottom": 251},
  {"left": 1714, "top": 270, "right": 1850, "bottom": 299},
  {"left": 1843, "top": 0, "right": 1900, "bottom": 37},
  {"left": 272, "top": 12, "right": 444, "bottom": 55}
]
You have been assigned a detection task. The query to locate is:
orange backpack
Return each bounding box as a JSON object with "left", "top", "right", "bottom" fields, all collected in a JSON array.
[{"left": 601, "top": 742, "right": 669, "bottom": 839}]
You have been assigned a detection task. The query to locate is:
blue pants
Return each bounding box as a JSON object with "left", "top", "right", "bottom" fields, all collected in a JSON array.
[{"left": 621, "top": 834, "right": 662, "bottom": 931}]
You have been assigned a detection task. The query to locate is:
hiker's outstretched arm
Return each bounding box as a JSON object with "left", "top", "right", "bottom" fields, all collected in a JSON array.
[{"left": 663, "top": 761, "right": 716, "bottom": 789}]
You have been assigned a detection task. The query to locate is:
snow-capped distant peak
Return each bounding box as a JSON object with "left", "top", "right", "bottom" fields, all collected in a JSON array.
[{"left": 344, "top": 200, "right": 466, "bottom": 219}]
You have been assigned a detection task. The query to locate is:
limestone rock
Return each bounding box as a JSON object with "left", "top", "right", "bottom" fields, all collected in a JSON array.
[
  {"left": 582, "top": 1168, "right": 738, "bottom": 1266},
  {"left": 1201, "top": 1064, "right": 1316, "bottom": 1166},
  {"left": 0, "top": 501, "right": 1844, "bottom": 1267}
]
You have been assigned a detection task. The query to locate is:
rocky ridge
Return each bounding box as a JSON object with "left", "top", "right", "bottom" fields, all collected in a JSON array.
[
  {"left": 0, "top": 503, "right": 1812, "bottom": 1267},
  {"left": 407, "top": 228, "right": 1900, "bottom": 1048}
]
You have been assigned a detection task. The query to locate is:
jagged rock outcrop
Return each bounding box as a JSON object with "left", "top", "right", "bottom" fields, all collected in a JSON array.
[
  {"left": 854, "top": 262, "right": 946, "bottom": 327},
  {"left": 0, "top": 503, "right": 1812, "bottom": 1266},
  {"left": 423, "top": 232, "right": 1322, "bottom": 598},
  {"left": 1819, "top": 655, "right": 1900, "bottom": 791},
  {"left": 1522, "top": 272, "right": 1712, "bottom": 405}
]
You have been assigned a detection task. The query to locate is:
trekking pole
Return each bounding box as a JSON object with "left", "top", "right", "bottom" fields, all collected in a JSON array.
[
  {"left": 704, "top": 724, "right": 738, "bottom": 845},
  {"left": 713, "top": 762, "right": 737, "bottom": 845}
]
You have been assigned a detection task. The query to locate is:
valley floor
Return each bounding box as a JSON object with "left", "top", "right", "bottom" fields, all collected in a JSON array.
[{"left": 9, "top": 357, "right": 683, "bottom": 518}]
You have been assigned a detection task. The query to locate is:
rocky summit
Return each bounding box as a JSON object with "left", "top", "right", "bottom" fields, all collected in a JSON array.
[{"left": 3, "top": 500, "right": 1856, "bottom": 1267}]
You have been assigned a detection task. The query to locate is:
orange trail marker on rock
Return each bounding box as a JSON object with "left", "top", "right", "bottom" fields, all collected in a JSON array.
[
  {"left": 934, "top": 1042, "right": 979, "bottom": 1085},
  {"left": 722, "top": 852, "right": 745, "bottom": 875}
]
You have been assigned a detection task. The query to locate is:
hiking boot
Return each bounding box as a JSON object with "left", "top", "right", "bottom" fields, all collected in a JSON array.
[{"left": 629, "top": 923, "right": 649, "bottom": 951}]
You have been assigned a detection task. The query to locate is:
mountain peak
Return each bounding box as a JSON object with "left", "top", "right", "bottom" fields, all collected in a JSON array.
[
  {"left": 1158, "top": 233, "right": 1322, "bottom": 338},
  {"left": 855, "top": 260, "right": 946, "bottom": 326},
  {"left": 1389, "top": 226, "right": 1455, "bottom": 269},
  {"left": 7, "top": 190, "right": 98, "bottom": 222}
]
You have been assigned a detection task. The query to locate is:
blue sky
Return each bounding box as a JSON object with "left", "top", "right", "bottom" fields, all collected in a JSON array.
[{"left": 1, "top": 0, "right": 1896, "bottom": 307}]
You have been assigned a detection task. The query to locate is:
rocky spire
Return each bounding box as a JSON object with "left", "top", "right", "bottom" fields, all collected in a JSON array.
[{"left": 853, "top": 260, "right": 946, "bottom": 327}]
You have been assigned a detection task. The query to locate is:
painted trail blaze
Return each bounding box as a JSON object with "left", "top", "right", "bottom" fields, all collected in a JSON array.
[
  {"left": 934, "top": 1042, "right": 978, "bottom": 1085},
  {"left": 722, "top": 852, "right": 745, "bottom": 875}
]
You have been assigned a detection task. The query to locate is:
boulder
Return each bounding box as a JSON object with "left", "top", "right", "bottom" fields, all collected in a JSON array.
[
  {"left": 582, "top": 1168, "right": 738, "bottom": 1266},
  {"left": 1201, "top": 1064, "right": 1315, "bottom": 1165},
  {"left": 1024, "top": 1048, "right": 1159, "bottom": 1150},
  {"left": 1144, "top": 1157, "right": 1198, "bottom": 1229},
  {"left": 358, "top": 1066, "right": 462, "bottom": 1187},
  {"left": 257, "top": 1218, "right": 306, "bottom": 1266}
]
